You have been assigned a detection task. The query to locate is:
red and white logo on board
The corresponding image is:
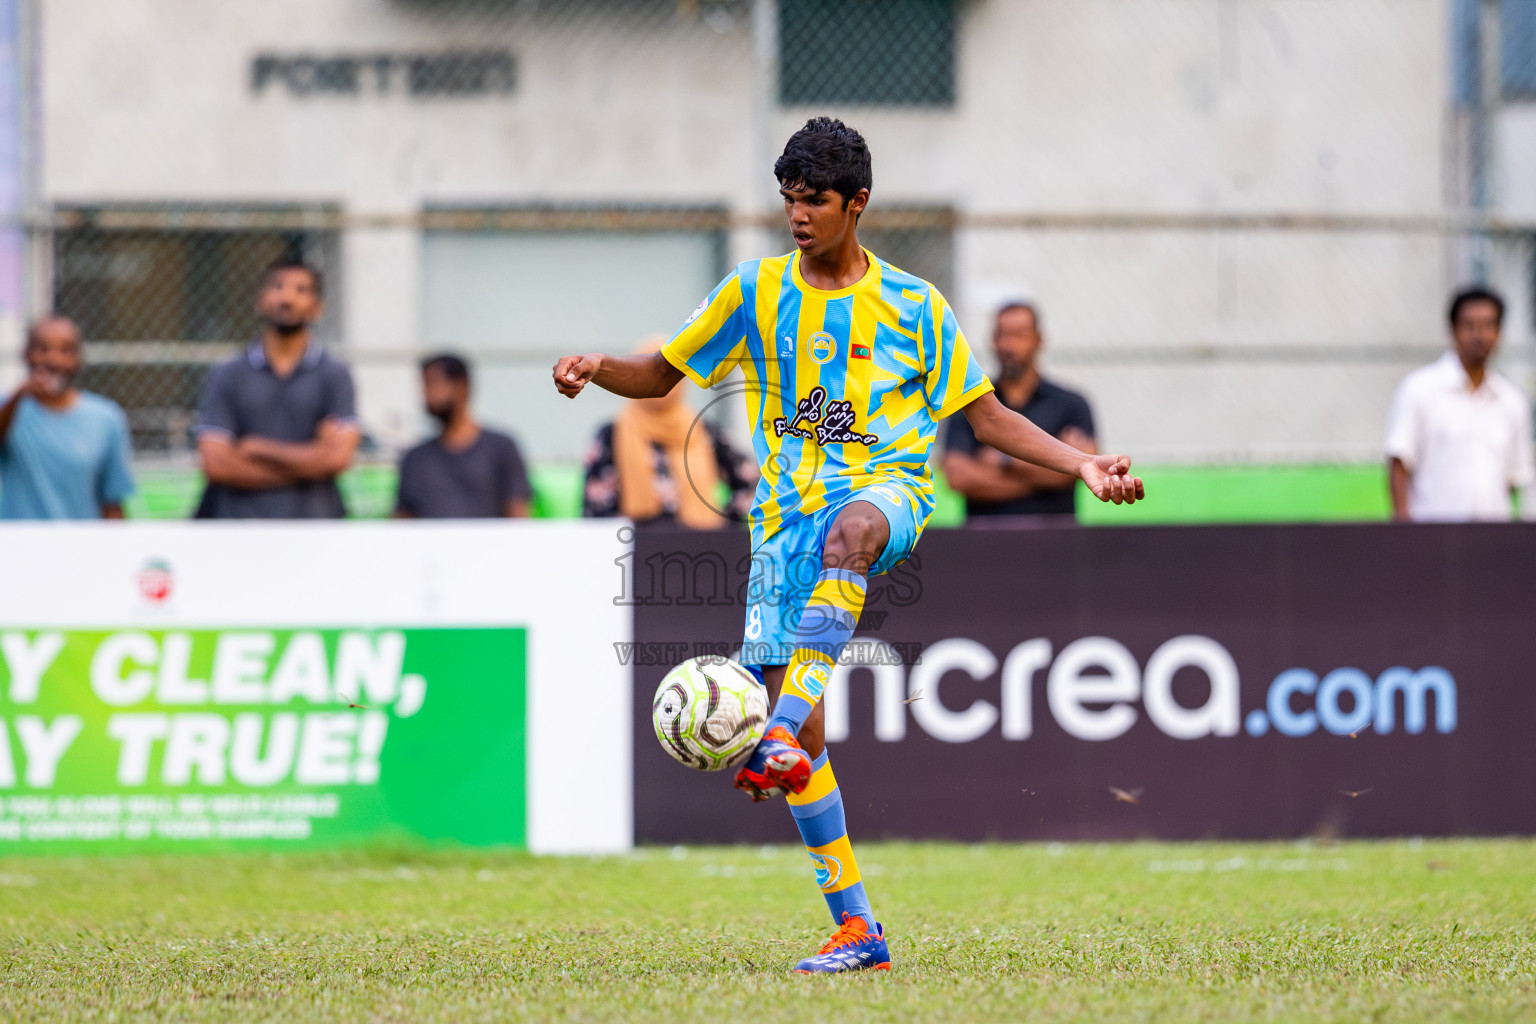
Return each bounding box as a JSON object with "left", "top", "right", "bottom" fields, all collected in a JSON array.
[{"left": 136, "top": 558, "right": 174, "bottom": 603}]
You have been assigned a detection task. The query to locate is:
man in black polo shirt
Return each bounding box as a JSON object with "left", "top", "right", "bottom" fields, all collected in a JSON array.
[
  {"left": 943, "top": 301, "right": 1097, "bottom": 518},
  {"left": 394, "top": 353, "right": 534, "bottom": 519},
  {"left": 194, "top": 258, "right": 360, "bottom": 518}
]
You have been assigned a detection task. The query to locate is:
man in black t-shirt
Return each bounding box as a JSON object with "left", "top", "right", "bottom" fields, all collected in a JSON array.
[
  {"left": 196, "top": 259, "right": 360, "bottom": 519},
  {"left": 395, "top": 354, "right": 533, "bottom": 519},
  {"left": 942, "top": 301, "right": 1097, "bottom": 518}
]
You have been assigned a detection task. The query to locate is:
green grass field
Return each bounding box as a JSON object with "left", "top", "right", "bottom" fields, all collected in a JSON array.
[{"left": 2, "top": 840, "right": 1532, "bottom": 1022}]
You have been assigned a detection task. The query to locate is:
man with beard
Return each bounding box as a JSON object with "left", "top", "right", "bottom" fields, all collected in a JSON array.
[
  {"left": 0, "top": 314, "right": 135, "bottom": 519},
  {"left": 393, "top": 353, "right": 533, "bottom": 518},
  {"left": 942, "top": 301, "right": 1097, "bottom": 519},
  {"left": 194, "top": 258, "right": 360, "bottom": 518}
]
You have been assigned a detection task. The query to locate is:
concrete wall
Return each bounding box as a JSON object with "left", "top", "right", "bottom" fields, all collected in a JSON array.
[{"left": 36, "top": 0, "right": 1500, "bottom": 464}]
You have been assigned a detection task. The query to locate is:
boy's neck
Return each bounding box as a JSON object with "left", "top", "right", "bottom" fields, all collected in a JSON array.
[{"left": 799, "top": 232, "right": 868, "bottom": 290}]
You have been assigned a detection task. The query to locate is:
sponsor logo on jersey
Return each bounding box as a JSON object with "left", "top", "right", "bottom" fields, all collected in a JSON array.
[
  {"left": 684, "top": 299, "right": 708, "bottom": 325},
  {"left": 772, "top": 386, "right": 880, "bottom": 448},
  {"left": 808, "top": 332, "right": 837, "bottom": 364}
]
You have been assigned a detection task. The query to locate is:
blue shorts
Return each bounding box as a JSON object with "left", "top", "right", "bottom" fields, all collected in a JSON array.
[{"left": 739, "top": 480, "right": 927, "bottom": 669}]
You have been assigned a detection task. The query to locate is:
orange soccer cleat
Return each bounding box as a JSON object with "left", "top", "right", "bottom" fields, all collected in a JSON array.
[
  {"left": 792, "top": 913, "right": 891, "bottom": 974},
  {"left": 732, "top": 726, "right": 812, "bottom": 801}
]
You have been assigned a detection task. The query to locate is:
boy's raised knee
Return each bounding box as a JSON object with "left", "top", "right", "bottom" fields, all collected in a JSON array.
[{"left": 823, "top": 505, "right": 889, "bottom": 573}]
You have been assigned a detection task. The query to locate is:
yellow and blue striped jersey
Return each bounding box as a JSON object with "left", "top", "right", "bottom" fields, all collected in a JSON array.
[{"left": 662, "top": 248, "right": 994, "bottom": 546}]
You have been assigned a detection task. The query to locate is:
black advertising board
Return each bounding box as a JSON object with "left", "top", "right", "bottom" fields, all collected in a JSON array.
[{"left": 629, "top": 523, "right": 1536, "bottom": 843}]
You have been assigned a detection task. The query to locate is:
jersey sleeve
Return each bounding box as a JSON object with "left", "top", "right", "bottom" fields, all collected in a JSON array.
[
  {"left": 97, "top": 403, "right": 136, "bottom": 507},
  {"left": 921, "top": 288, "right": 993, "bottom": 419},
  {"left": 1509, "top": 391, "right": 1535, "bottom": 489},
  {"left": 1383, "top": 376, "right": 1421, "bottom": 468},
  {"left": 322, "top": 363, "right": 360, "bottom": 428},
  {"left": 661, "top": 270, "right": 749, "bottom": 389},
  {"left": 196, "top": 363, "right": 240, "bottom": 441},
  {"left": 394, "top": 448, "right": 422, "bottom": 516},
  {"left": 500, "top": 435, "right": 534, "bottom": 504},
  {"left": 1067, "top": 391, "right": 1097, "bottom": 439}
]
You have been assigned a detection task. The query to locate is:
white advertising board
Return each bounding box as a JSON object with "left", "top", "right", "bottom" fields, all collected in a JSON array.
[{"left": 0, "top": 520, "right": 632, "bottom": 855}]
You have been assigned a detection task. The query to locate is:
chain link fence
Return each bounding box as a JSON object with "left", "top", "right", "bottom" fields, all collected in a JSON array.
[
  {"left": 13, "top": 0, "right": 1536, "bottom": 516},
  {"left": 55, "top": 208, "right": 340, "bottom": 455}
]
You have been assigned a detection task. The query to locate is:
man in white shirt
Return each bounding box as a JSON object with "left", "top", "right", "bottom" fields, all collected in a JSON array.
[{"left": 1385, "top": 286, "right": 1535, "bottom": 521}]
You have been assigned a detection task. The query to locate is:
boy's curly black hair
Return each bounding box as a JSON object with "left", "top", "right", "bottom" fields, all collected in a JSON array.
[{"left": 774, "top": 116, "right": 872, "bottom": 206}]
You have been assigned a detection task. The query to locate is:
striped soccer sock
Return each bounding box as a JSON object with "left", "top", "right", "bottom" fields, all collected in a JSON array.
[
  {"left": 768, "top": 568, "right": 866, "bottom": 737},
  {"left": 787, "top": 750, "right": 874, "bottom": 927}
]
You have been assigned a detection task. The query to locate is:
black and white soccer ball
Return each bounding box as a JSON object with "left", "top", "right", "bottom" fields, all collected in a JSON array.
[{"left": 651, "top": 656, "right": 768, "bottom": 771}]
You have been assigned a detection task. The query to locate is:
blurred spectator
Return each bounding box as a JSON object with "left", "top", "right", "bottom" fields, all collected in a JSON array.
[
  {"left": 583, "top": 337, "right": 756, "bottom": 528},
  {"left": 394, "top": 353, "right": 533, "bottom": 518},
  {"left": 1386, "top": 286, "right": 1535, "bottom": 522},
  {"left": 0, "top": 315, "right": 134, "bottom": 519},
  {"left": 194, "top": 258, "right": 360, "bottom": 518},
  {"left": 943, "top": 301, "right": 1096, "bottom": 518}
]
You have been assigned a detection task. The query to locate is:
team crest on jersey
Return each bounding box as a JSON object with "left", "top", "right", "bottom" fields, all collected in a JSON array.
[
  {"left": 808, "top": 332, "right": 837, "bottom": 364},
  {"left": 773, "top": 386, "right": 879, "bottom": 447}
]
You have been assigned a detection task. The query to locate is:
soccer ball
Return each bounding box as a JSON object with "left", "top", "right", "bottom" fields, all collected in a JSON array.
[{"left": 652, "top": 656, "right": 768, "bottom": 771}]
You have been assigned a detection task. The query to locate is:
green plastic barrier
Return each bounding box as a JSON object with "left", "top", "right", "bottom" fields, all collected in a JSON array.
[
  {"left": 1073, "top": 463, "right": 1392, "bottom": 525},
  {"left": 118, "top": 461, "right": 1393, "bottom": 525}
]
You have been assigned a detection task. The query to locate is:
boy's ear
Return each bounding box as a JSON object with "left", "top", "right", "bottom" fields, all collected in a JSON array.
[{"left": 846, "top": 189, "right": 870, "bottom": 216}]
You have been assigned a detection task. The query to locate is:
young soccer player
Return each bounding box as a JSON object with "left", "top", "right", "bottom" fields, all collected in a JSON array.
[{"left": 552, "top": 117, "right": 1144, "bottom": 974}]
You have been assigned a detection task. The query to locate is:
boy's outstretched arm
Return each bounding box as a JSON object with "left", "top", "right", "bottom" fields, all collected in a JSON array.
[
  {"left": 552, "top": 351, "right": 684, "bottom": 399},
  {"left": 960, "top": 391, "right": 1145, "bottom": 505}
]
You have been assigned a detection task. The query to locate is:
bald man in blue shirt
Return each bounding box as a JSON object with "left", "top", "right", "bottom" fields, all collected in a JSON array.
[{"left": 0, "top": 316, "right": 135, "bottom": 520}]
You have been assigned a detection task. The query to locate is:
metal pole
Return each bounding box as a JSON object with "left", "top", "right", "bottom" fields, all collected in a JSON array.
[
  {"left": 0, "top": 0, "right": 26, "bottom": 382},
  {"left": 1474, "top": 0, "right": 1502, "bottom": 281},
  {"left": 746, "top": 0, "right": 778, "bottom": 265}
]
